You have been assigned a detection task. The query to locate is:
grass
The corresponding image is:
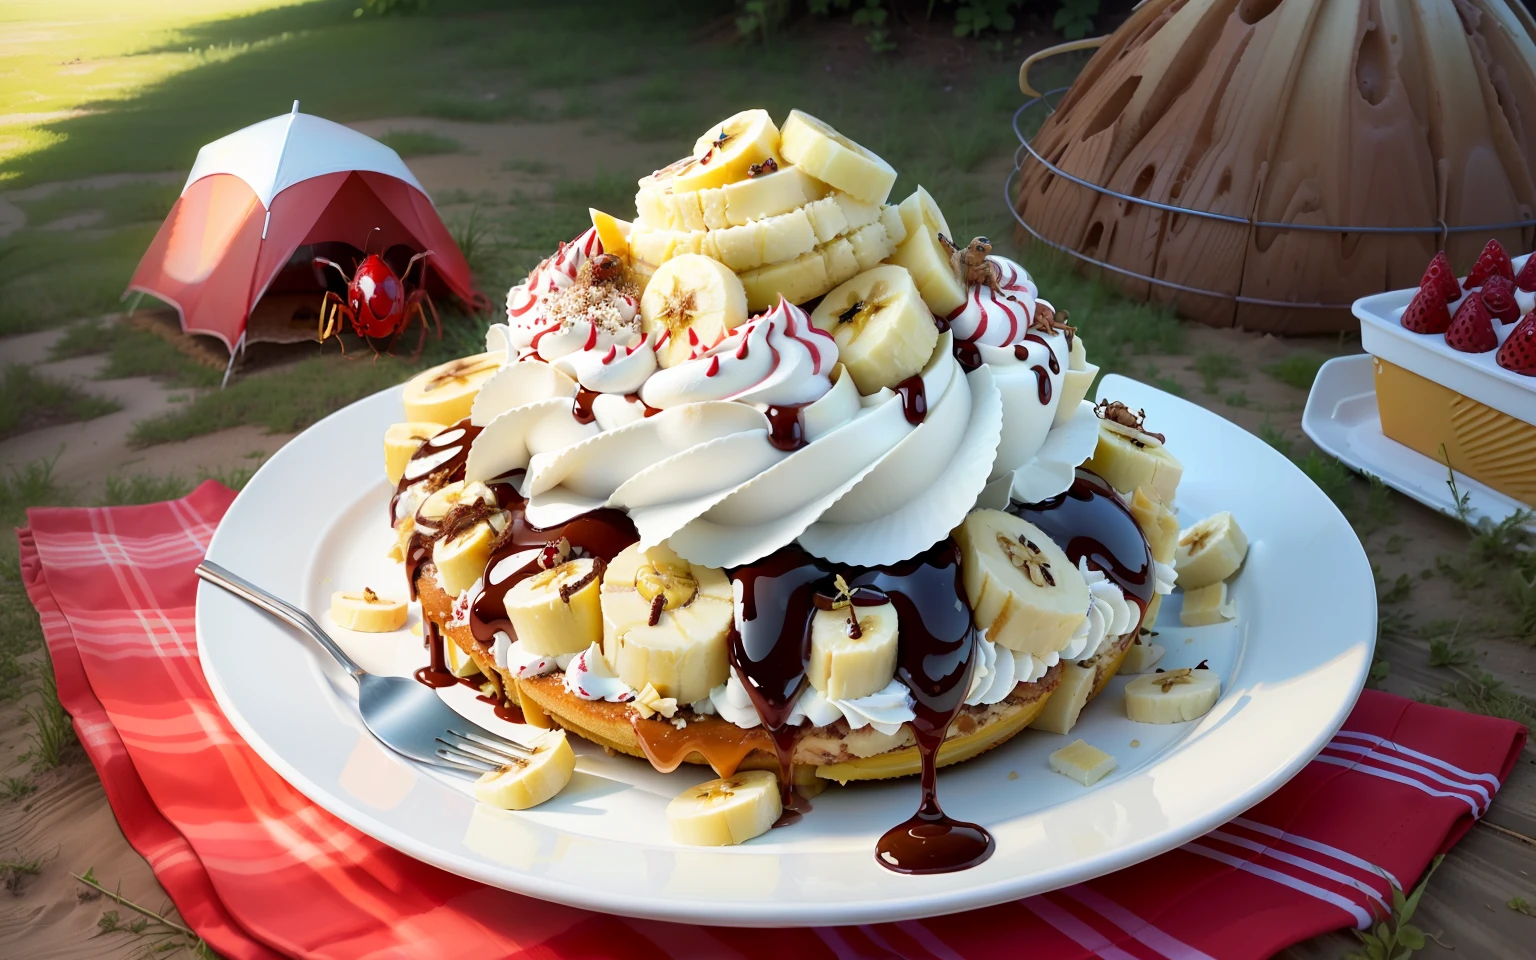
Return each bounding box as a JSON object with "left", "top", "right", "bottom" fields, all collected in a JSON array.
[
  {"left": 0, "top": 365, "right": 121, "bottom": 440},
  {"left": 21, "top": 673, "right": 76, "bottom": 771},
  {"left": 1264, "top": 350, "right": 1330, "bottom": 391},
  {"left": 1192, "top": 351, "right": 1246, "bottom": 394},
  {"left": 128, "top": 355, "right": 414, "bottom": 447},
  {"left": 52, "top": 319, "right": 222, "bottom": 387},
  {"left": 377, "top": 129, "right": 463, "bottom": 157},
  {"left": 0, "top": 854, "right": 45, "bottom": 893},
  {"left": 76, "top": 869, "right": 220, "bottom": 959},
  {"left": 102, "top": 463, "right": 261, "bottom": 505},
  {"left": 0, "top": 225, "right": 157, "bottom": 334},
  {"left": 16, "top": 181, "right": 180, "bottom": 231},
  {"left": 0, "top": 777, "right": 37, "bottom": 802}
]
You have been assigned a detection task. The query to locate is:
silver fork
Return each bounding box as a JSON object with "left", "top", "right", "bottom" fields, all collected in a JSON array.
[{"left": 196, "top": 560, "right": 532, "bottom": 774}]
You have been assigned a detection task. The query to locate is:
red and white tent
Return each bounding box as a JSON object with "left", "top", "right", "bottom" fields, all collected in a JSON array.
[{"left": 126, "top": 102, "right": 480, "bottom": 364}]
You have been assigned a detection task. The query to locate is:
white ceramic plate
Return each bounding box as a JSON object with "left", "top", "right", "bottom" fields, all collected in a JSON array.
[
  {"left": 1303, "top": 355, "right": 1533, "bottom": 527},
  {"left": 197, "top": 372, "right": 1375, "bottom": 927}
]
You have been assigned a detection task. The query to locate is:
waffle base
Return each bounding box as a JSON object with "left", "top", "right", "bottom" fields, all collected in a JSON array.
[{"left": 417, "top": 568, "right": 1064, "bottom": 780}]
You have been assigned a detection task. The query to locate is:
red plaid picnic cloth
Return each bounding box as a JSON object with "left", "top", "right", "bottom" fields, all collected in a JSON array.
[{"left": 18, "top": 482, "right": 1526, "bottom": 960}]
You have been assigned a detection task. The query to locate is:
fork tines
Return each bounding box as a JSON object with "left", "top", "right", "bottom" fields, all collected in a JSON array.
[{"left": 433, "top": 728, "right": 533, "bottom": 774}]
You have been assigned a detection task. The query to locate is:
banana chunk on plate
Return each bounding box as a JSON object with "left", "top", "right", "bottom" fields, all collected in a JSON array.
[
  {"left": 330, "top": 588, "right": 408, "bottom": 633},
  {"left": 472, "top": 729, "right": 577, "bottom": 810},
  {"left": 1174, "top": 512, "right": 1248, "bottom": 589},
  {"left": 401, "top": 353, "right": 499, "bottom": 425},
  {"left": 1180, "top": 581, "right": 1236, "bottom": 627},
  {"left": 1124, "top": 667, "right": 1221, "bottom": 724},
  {"left": 668, "top": 769, "right": 782, "bottom": 846},
  {"left": 1048, "top": 739, "right": 1117, "bottom": 786}
]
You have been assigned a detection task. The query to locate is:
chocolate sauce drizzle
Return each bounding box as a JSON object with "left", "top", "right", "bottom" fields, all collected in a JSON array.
[
  {"left": 764, "top": 404, "right": 808, "bottom": 451},
  {"left": 895, "top": 375, "right": 927, "bottom": 424},
  {"left": 1009, "top": 469, "right": 1155, "bottom": 630},
  {"left": 392, "top": 419, "right": 483, "bottom": 599},
  {"left": 850, "top": 542, "right": 994, "bottom": 875},
  {"left": 953, "top": 338, "right": 983, "bottom": 373},
  {"left": 727, "top": 541, "right": 993, "bottom": 873}
]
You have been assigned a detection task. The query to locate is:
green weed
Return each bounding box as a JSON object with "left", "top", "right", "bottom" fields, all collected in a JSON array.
[
  {"left": 0, "top": 364, "right": 121, "bottom": 440},
  {"left": 1347, "top": 855, "right": 1441, "bottom": 960},
  {"left": 75, "top": 870, "right": 219, "bottom": 959},
  {"left": 22, "top": 672, "right": 76, "bottom": 770},
  {"left": 1428, "top": 634, "right": 1476, "bottom": 668},
  {"left": 16, "top": 181, "right": 180, "bottom": 231},
  {"left": 49, "top": 319, "right": 110, "bottom": 360},
  {"left": 0, "top": 777, "right": 36, "bottom": 802},
  {"left": 1192, "top": 352, "right": 1246, "bottom": 394},
  {"left": 100, "top": 474, "right": 194, "bottom": 506},
  {"left": 128, "top": 356, "right": 411, "bottom": 447},
  {"left": 0, "top": 853, "right": 45, "bottom": 893},
  {"left": 1438, "top": 673, "right": 1536, "bottom": 728},
  {"left": 1264, "top": 351, "right": 1330, "bottom": 391},
  {"left": 501, "top": 158, "right": 551, "bottom": 175},
  {"left": 377, "top": 129, "right": 463, "bottom": 157}
]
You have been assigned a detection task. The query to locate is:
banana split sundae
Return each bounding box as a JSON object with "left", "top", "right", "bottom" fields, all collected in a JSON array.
[{"left": 376, "top": 109, "right": 1248, "bottom": 871}]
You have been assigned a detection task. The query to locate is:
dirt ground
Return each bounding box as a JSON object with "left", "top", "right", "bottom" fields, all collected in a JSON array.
[{"left": 1, "top": 111, "right": 1533, "bottom": 959}]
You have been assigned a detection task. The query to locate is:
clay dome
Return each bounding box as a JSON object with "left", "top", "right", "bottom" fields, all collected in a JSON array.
[{"left": 1013, "top": 0, "right": 1536, "bottom": 333}]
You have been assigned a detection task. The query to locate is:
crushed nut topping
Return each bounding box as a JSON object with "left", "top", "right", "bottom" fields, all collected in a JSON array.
[
  {"left": 1154, "top": 667, "right": 1195, "bottom": 692},
  {"left": 361, "top": 586, "right": 379, "bottom": 603},
  {"left": 631, "top": 682, "right": 679, "bottom": 720},
  {"left": 998, "top": 533, "right": 1055, "bottom": 587},
  {"left": 747, "top": 157, "right": 778, "bottom": 178}
]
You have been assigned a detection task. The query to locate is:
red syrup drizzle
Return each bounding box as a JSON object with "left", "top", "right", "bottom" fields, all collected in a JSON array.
[
  {"left": 727, "top": 546, "right": 834, "bottom": 821},
  {"left": 1009, "top": 468, "right": 1155, "bottom": 631},
  {"left": 572, "top": 387, "right": 600, "bottom": 424},
  {"left": 764, "top": 404, "right": 807, "bottom": 451},
  {"left": 895, "top": 375, "right": 927, "bottom": 424},
  {"left": 851, "top": 541, "right": 993, "bottom": 875}
]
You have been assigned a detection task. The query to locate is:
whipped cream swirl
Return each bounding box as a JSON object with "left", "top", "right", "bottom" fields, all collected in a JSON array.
[
  {"left": 949, "top": 256, "right": 1040, "bottom": 347},
  {"left": 563, "top": 642, "right": 634, "bottom": 702},
  {"left": 1065, "top": 556, "right": 1138, "bottom": 662},
  {"left": 505, "top": 226, "right": 602, "bottom": 327},
  {"left": 709, "top": 673, "right": 915, "bottom": 736},
  {"left": 641, "top": 297, "right": 838, "bottom": 409}
]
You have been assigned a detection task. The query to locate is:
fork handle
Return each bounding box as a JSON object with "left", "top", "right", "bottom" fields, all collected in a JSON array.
[{"left": 197, "top": 560, "right": 366, "bottom": 680}]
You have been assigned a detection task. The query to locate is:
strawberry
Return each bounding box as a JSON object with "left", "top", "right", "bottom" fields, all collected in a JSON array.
[
  {"left": 1464, "top": 238, "right": 1513, "bottom": 290},
  {"left": 1445, "top": 294, "right": 1498, "bottom": 352},
  {"left": 1400, "top": 286, "right": 1451, "bottom": 333},
  {"left": 1419, "top": 250, "right": 1461, "bottom": 301},
  {"left": 1514, "top": 254, "right": 1536, "bottom": 293},
  {"left": 1480, "top": 274, "right": 1520, "bottom": 323},
  {"left": 1496, "top": 312, "right": 1536, "bottom": 375}
]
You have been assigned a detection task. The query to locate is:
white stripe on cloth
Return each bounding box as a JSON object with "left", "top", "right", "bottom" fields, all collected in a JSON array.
[
  {"left": 1021, "top": 897, "right": 1144, "bottom": 960},
  {"left": 1325, "top": 740, "right": 1493, "bottom": 808},
  {"left": 1061, "top": 886, "right": 1218, "bottom": 960},
  {"left": 1182, "top": 842, "right": 1373, "bottom": 928},
  {"left": 1313, "top": 754, "right": 1481, "bottom": 817},
  {"left": 814, "top": 926, "right": 887, "bottom": 960},
  {"left": 895, "top": 920, "right": 971, "bottom": 960},
  {"left": 1204, "top": 830, "right": 1388, "bottom": 908},
  {"left": 1332, "top": 730, "right": 1500, "bottom": 785},
  {"left": 1230, "top": 817, "right": 1401, "bottom": 891}
]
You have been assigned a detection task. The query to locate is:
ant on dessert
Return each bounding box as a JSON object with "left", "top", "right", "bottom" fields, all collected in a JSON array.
[{"left": 313, "top": 227, "right": 441, "bottom": 359}]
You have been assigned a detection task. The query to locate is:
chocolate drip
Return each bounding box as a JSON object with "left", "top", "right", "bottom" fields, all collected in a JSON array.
[
  {"left": 1009, "top": 469, "right": 1155, "bottom": 630},
  {"left": 953, "top": 338, "right": 982, "bottom": 372},
  {"left": 468, "top": 498, "right": 636, "bottom": 651},
  {"left": 390, "top": 419, "right": 482, "bottom": 526},
  {"left": 850, "top": 541, "right": 994, "bottom": 875},
  {"left": 727, "top": 547, "right": 835, "bottom": 806},
  {"left": 1022, "top": 332, "right": 1061, "bottom": 374},
  {"left": 572, "top": 387, "right": 600, "bottom": 424},
  {"left": 895, "top": 375, "right": 927, "bottom": 424},
  {"left": 764, "top": 404, "right": 807, "bottom": 451},
  {"left": 414, "top": 621, "right": 461, "bottom": 689},
  {"left": 1032, "top": 365, "right": 1052, "bottom": 404}
]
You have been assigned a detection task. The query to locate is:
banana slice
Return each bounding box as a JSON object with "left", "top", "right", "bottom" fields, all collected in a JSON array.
[
  {"left": 955, "top": 509, "right": 1089, "bottom": 658},
  {"left": 847, "top": 221, "right": 892, "bottom": 271},
  {"left": 330, "top": 588, "right": 408, "bottom": 633},
  {"left": 588, "top": 208, "right": 630, "bottom": 259},
  {"left": 809, "top": 264, "right": 937, "bottom": 394},
  {"left": 1054, "top": 335, "right": 1099, "bottom": 428},
  {"left": 887, "top": 187, "right": 967, "bottom": 318},
  {"left": 443, "top": 631, "right": 483, "bottom": 678},
  {"left": 808, "top": 599, "right": 899, "bottom": 702},
  {"left": 402, "top": 353, "right": 500, "bottom": 425},
  {"left": 1028, "top": 661, "right": 1095, "bottom": 735},
  {"left": 778, "top": 110, "right": 897, "bottom": 206},
  {"left": 385, "top": 421, "right": 447, "bottom": 486},
  {"left": 600, "top": 542, "right": 733, "bottom": 705},
  {"left": 1174, "top": 512, "right": 1248, "bottom": 589},
  {"left": 1048, "top": 739, "right": 1118, "bottom": 786},
  {"left": 1084, "top": 419, "right": 1184, "bottom": 506},
  {"left": 433, "top": 521, "right": 497, "bottom": 597},
  {"left": 709, "top": 206, "right": 818, "bottom": 272},
  {"left": 506, "top": 558, "right": 605, "bottom": 657},
  {"left": 667, "top": 769, "right": 783, "bottom": 846},
  {"left": 879, "top": 202, "right": 907, "bottom": 245},
  {"left": 672, "top": 109, "right": 782, "bottom": 193},
  {"left": 1180, "top": 582, "right": 1236, "bottom": 627},
  {"left": 722, "top": 164, "right": 825, "bottom": 224},
  {"left": 418, "top": 480, "right": 497, "bottom": 526},
  {"left": 640, "top": 254, "right": 749, "bottom": 368},
  {"left": 1120, "top": 640, "right": 1165, "bottom": 673},
  {"left": 636, "top": 176, "right": 677, "bottom": 230},
  {"left": 739, "top": 248, "right": 831, "bottom": 312},
  {"left": 472, "top": 729, "right": 577, "bottom": 810},
  {"left": 820, "top": 236, "right": 860, "bottom": 287},
  {"left": 1124, "top": 667, "right": 1221, "bottom": 723}
]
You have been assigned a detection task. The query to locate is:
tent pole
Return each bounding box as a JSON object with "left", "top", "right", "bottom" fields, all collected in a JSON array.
[
  {"left": 221, "top": 330, "right": 247, "bottom": 389},
  {"left": 124, "top": 291, "right": 145, "bottom": 318}
]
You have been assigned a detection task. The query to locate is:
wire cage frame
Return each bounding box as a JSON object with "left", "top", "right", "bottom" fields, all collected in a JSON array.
[{"left": 1006, "top": 90, "right": 1536, "bottom": 312}]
